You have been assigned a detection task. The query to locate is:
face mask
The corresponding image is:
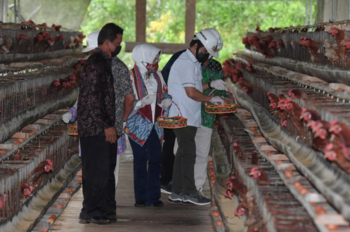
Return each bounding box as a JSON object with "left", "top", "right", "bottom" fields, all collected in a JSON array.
[
  {"left": 145, "top": 63, "right": 159, "bottom": 73},
  {"left": 195, "top": 44, "right": 210, "bottom": 63},
  {"left": 111, "top": 46, "right": 122, "bottom": 57}
]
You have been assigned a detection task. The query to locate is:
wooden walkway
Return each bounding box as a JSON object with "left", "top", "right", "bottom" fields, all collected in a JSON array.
[{"left": 50, "top": 140, "right": 215, "bottom": 232}]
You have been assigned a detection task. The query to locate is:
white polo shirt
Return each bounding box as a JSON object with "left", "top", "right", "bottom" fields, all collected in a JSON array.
[{"left": 168, "top": 49, "right": 203, "bottom": 127}]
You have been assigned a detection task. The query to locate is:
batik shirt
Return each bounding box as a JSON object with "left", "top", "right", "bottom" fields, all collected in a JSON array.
[
  {"left": 201, "top": 59, "right": 225, "bottom": 129},
  {"left": 112, "top": 57, "right": 134, "bottom": 136},
  {"left": 77, "top": 48, "right": 115, "bottom": 137}
]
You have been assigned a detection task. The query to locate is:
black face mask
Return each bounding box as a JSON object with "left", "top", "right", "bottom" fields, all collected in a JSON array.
[
  {"left": 111, "top": 46, "right": 122, "bottom": 57},
  {"left": 195, "top": 45, "right": 210, "bottom": 63}
]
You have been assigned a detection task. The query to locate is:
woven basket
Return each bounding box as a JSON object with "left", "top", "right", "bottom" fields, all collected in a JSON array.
[
  {"left": 157, "top": 101, "right": 187, "bottom": 129},
  {"left": 68, "top": 125, "right": 78, "bottom": 136},
  {"left": 205, "top": 88, "right": 238, "bottom": 114}
]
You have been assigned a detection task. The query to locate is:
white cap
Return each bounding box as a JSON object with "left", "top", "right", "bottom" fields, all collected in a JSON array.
[
  {"left": 194, "top": 29, "right": 220, "bottom": 58},
  {"left": 82, "top": 30, "right": 99, "bottom": 53},
  {"left": 205, "top": 28, "right": 223, "bottom": 51}
]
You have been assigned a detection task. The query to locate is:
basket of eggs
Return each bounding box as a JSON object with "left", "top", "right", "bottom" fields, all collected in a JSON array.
[
  {"left": 157, "top": 101, "right": 187, "bottom": 129},
  {"left": 205, "top": 89, "right": 238, "bottom": 114},
  {"left": 67, "top": 123, "right": 78, "bottom": 136}
]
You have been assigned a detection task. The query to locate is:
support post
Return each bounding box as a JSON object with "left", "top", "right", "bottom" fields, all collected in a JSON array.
[
  {"left": 185, "top": 0, "right": 196, "bottom": 45},
  {"left": 135, "top": 0, "right": 146, "bottom": 43}
]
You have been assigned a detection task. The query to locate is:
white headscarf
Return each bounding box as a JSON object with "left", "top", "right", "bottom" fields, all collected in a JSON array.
[{"left": 131, "top": 44, "right": 162, "bottom": 75}]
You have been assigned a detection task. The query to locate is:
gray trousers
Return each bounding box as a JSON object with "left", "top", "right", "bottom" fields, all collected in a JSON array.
[{"left": 172, "top": 126, "right": 198, "bottom": 195}]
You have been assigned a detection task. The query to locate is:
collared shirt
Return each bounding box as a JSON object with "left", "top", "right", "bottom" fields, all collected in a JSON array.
[
  {"left": 112, "top": 57, "right": 134, "bottom": 136},
  {"left": 77, "top": 48, "right": 115, "bottom": 137},
  {"left": 201, "top": 59, "right": 225, "bottom": 129},
  {"left": 168, "top": 49, "right": 203, "bottom": 127}
]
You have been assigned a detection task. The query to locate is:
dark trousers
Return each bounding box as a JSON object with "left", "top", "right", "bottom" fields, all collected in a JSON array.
[
  {"left": 129, "top": 127, "right": 161, "bottom": 204},
  {"left": 79, "top": 136, "right": 117, "bottom": 219},
  {"left": 160, "top": 129, "right": 176, "bottom": 185},
  {"left": 172, "top": 126, "right": 198, "bottom": 195}
]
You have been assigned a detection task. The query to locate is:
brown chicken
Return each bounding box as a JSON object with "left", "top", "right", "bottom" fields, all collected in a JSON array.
[
  {"left": 21, "top": 183, "right": 34, "bottom": 197},
  {"left": 324, "top": 143, "right": 350, "bottom": 173},
  {"left": 0, "top": 194, "right": 7, "bottom": 209},
  {"left": 300, "top": 107, "right": 321, "bottom": 123},
  {"left": 299, "top": 36, "right": 319, "bottom": 62},
  {"left": 288, "top": 89, "right": 308, "bottom": 100},
  {"left": 29, "top": 159, "right": 53, "bottom": 188},
  {"left": 232, "top": 142, "right": 244, "bottom": 157},
  {"left": 250, "top": 167, "right": 269, "bottom": 186},
  {"left": 330, "top": 26, "right": 346, "bottom": 61},
  {"left": 284, "top": 99, "right": 304, "bottom": 136},
  {"left": 267, "top": 92, "right": 279, "bottom": 109},
  {"left": 329, "top": 120, "right": 350, "bottom": 159}
]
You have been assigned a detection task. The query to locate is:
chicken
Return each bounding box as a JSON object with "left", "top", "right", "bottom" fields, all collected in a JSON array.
[
  {"left": 324, "top": 143, "right": 350, "bottom": 173},
  {"left": 251, "top": 150, "right": 259, "bottom": 165},
  {"left": 21, "top": 183, "right": 34, "bottom": 197},
  {"left": 300, "top": 107, "right": 321, "bottom": 123},
  {"left": 232, "top": 142, "right": 244, "bottom": 157},
  {"left": 277, "top": 39, "right": 285, "bottom": 49},
  {"left": 345, "top": 39, "right": 350, "bottom": 50},
  {"left": 329, "top": 26, "right": 346, "bottom": 61},
  {"left": 250, "top": 167, "right": 269, "bottom": 185},
  {"left": 51, "top": 24, "right": 62, "bottom": 31},
  {"left": 238, "top": 77, "right": 253, "bottom": 93},
  {"left": 323, "top": 39, "right": 340, "bottom": 63},
  {"left": 29, "top": 159, "right": 53, "bottom": 188},
  {"left": 329, "top": 120, "right": 350, "bottom": 159},
  {"left": 267, "top": 92, "right": 279, "bottom": 109},
  {"left": 308, "top": 120, "right": 331, "bottom": 151},
  {"left": 17, "top": 33, "right": 26, "bottom": 42},
  {"left": 284, "top": 99, "right": 304, "bottom": 135},
  {"left": 246, "top": 60, "right": 255, "bottom": 73},
  {"left": 225, "top": 174, "right": 248, "bottom": 200},
  {"left": 288, "top": 89, "right": 308, "bottom": 100},
  {"left": 315, "top": 25, "right": 325, "bottom": 32},
  {"left": 0, "top": 194, "right": 7, "bottom": 209},
  {"left": 0, "top": 35, "right": 12, "bottom": 54},
  {"left": 235, "top": 203, "right": 247, "bottom": 217},
  {"left": 299, "top": 36, "right": 319, "bottom": 62}
]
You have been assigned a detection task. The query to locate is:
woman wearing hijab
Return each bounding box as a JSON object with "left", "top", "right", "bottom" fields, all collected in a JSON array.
[{"left": 125, "top": 44, "right": 172, "bottom": 207}]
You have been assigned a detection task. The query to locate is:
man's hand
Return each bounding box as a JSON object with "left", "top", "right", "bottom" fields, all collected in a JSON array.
[
  {"left": 104, "top": 127, "right": 117, "bottom": 143},
  {"left": 209, "top": 96, "right": 225, "bottom": 105},
  {"left": 210, "top": 79, "right": 226, "bottom": 90}
]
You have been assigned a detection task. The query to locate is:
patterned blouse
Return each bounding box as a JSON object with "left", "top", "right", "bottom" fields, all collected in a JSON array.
[
  {"left": 77, "top": 48, "right": 115, "bottom": 137},
  {"left": 201, "top": 59, "right": 225, "bottom": 129},
  {"left": 112, "top": 57, "right": 134, "bottom": 136}
]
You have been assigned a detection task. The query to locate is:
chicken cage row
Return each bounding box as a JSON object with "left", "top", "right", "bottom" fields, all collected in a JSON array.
[
  {"left": 0, "top": 112, "right": 78, "bottom": 223},
  {"left": 0, "top": 27, "right": 84, "bottom": 55},
  {"left": 0, "top": 67, "right": 79, "bottom": 124},
  {"left": 243, "top": 21, "right": 350, "bottom": 69}
]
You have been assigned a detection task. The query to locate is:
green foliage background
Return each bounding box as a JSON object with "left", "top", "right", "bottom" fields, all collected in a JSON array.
[{"left": 80, "top": 0, "right": 317, "bottom": 69}]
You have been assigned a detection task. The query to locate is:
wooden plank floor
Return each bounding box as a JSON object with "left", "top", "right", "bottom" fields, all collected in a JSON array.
[{"left": 50, "top": 139, "right": 215, "bottom": 232}]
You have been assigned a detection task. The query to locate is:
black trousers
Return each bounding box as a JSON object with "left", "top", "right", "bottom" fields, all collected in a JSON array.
[
  {"left": 160, "top": 128, "right": 176, "bottom": 185},
  {"left": 79, "top": 135, "right": 117, "bottom": 219},
  {"left": 172, "top": 126, "right": 198, "bottom": 195}
]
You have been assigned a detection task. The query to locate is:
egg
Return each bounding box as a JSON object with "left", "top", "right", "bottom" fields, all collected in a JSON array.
[
  {"left": 216, "top": 220, "right": 223, "bottom": 227},
  {"left": 315, "top": 206, "right": 326, "bottom": 215},
  {"left": 212, "top": 211, "right": 220, "bottom": 217},
  {"left": 326, "top": 224, "right": 338, "bottom": 230},
  {"left": 284, "top": 169, "right": 293, "bottom": 177}
]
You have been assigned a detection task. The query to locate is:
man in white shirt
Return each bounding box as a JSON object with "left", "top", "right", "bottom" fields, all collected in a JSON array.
[{"left": 167, "top": 29, "right": 225, "bottom": 206}]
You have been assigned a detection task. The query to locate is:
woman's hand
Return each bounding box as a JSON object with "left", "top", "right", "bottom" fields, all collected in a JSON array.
[
  {"left": 158, "top": 99, "right": 172, "bottom": 108},
  {"left": 140, "top": 94, "right": 156, "bottom": 107}
]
